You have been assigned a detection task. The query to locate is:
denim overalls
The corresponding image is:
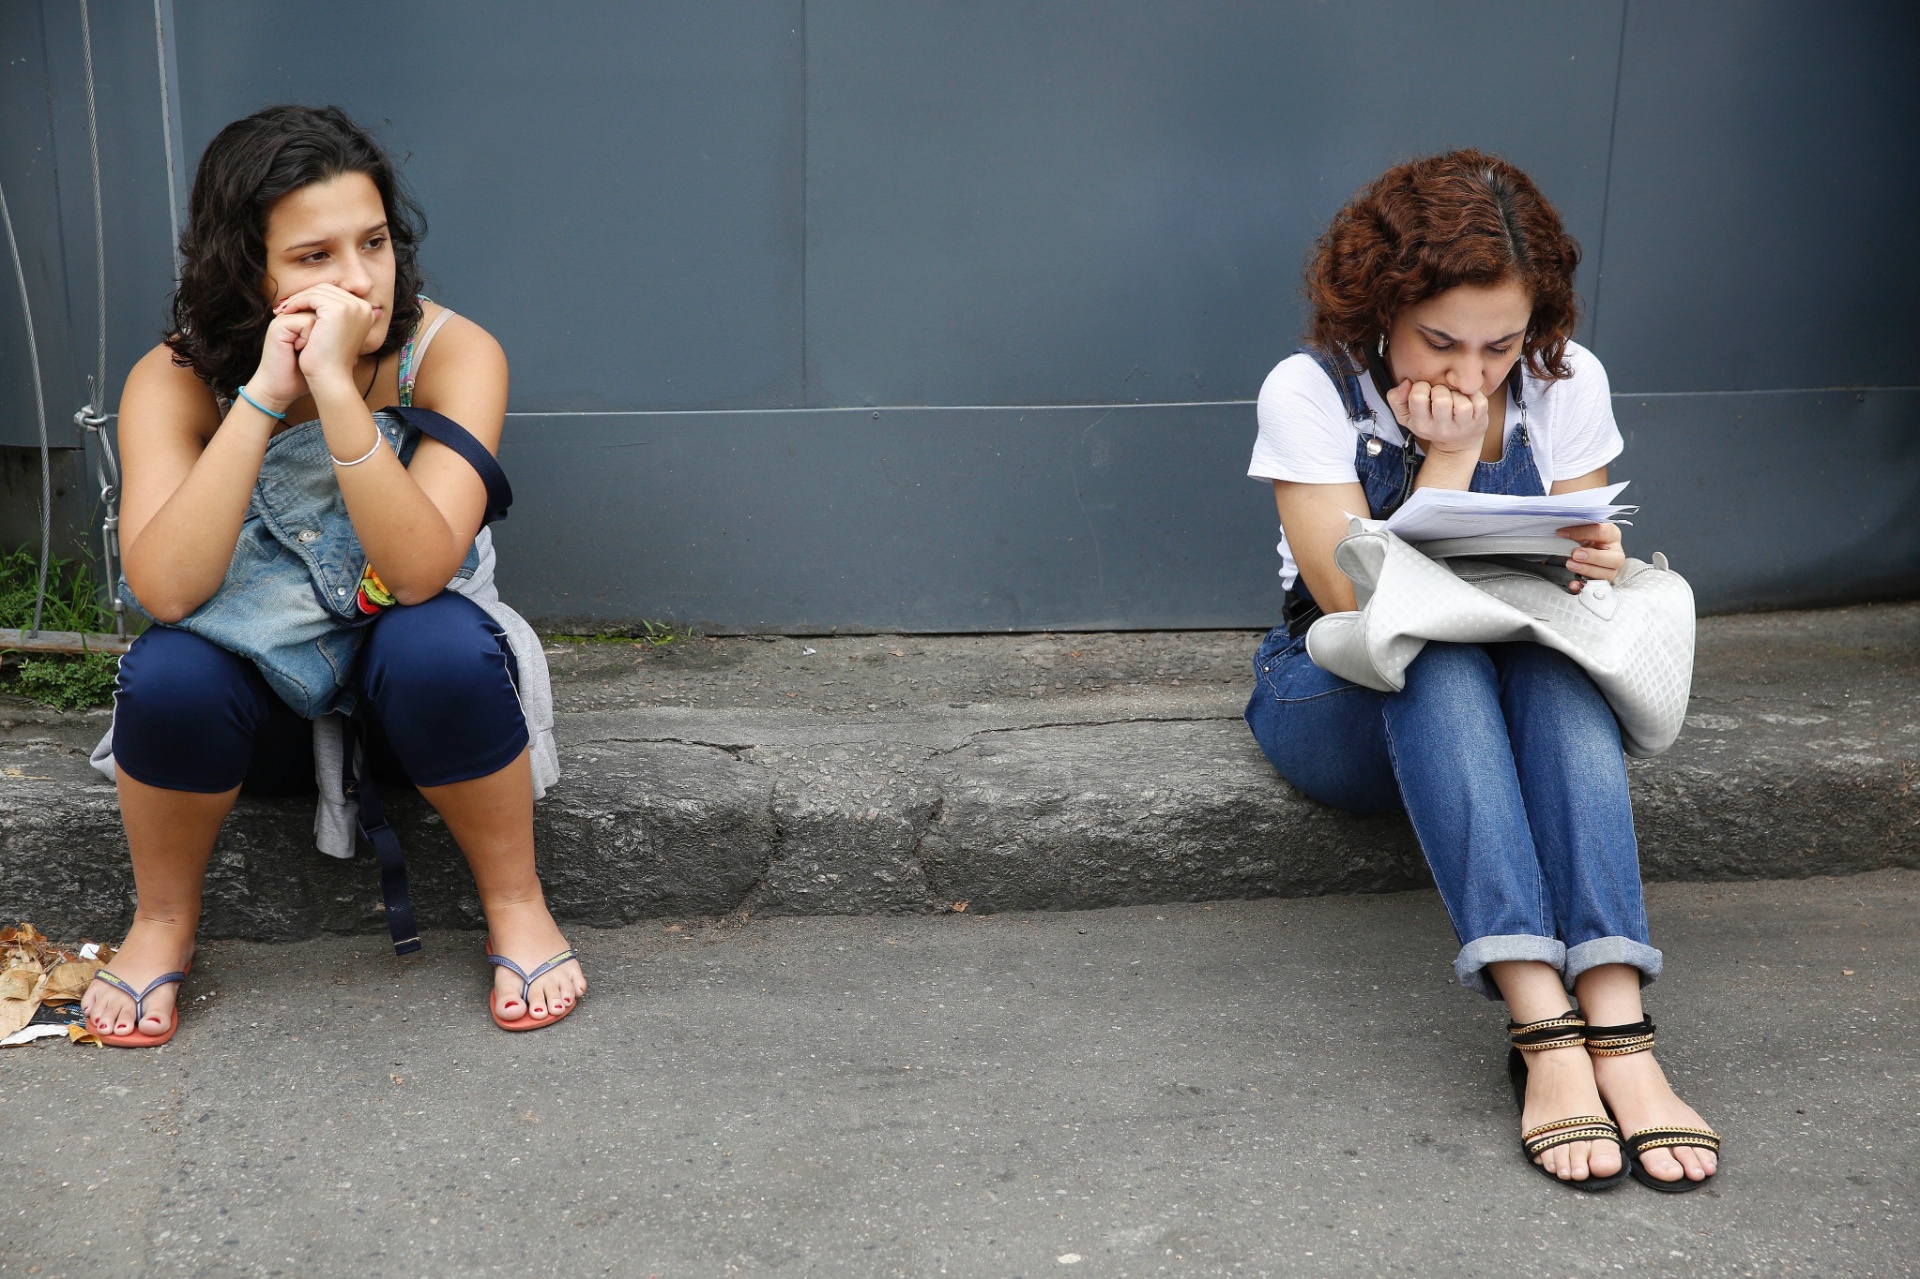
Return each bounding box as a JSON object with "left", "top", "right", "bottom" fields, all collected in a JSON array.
[
  {"left": 1280, "top": 347, "right": 1545, "bottom": 636},
  {"left": 1243, "top": 349, "right": 1661, "bottom": 998}
]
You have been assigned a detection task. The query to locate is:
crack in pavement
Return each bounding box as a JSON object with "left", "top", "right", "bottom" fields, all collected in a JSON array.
[{"left": 571, "top": 713, "right": 1244, "bottom": 764}]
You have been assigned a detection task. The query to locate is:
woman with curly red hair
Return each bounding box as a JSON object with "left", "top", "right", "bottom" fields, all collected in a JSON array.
[{"left": 1244, "top": 151, "right": 1719, "bottom": 1192}]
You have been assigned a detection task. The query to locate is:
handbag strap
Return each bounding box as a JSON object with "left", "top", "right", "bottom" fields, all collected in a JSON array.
[{"left": 379, "top": 405, "right": 514, "bottom": 526}]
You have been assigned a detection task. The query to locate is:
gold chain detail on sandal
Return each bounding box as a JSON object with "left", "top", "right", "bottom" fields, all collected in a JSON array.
[
  {"left": 1628, "top": 1125, "right": 1721, "bottom": 1154},
  {"left": 1509, "top": 1011, "right": 1588, "bottom": 1052},
  {"left": 1588, "top": 1032, "right": 1656, "bottom": 1056},
  {"left": 1522, "top": 1115, "right": 1622, "bottom": 1156},
  {"left": 1585, "top": 1016, "right": 1657, "bottom": 1057}
]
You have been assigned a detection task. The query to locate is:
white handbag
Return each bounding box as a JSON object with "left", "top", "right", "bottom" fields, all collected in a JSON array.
[{"left": 1304, "top": 523, "right": 1696, "bottom": 757}]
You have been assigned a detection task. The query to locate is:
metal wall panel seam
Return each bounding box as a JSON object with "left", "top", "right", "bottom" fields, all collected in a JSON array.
[
  {"left": 1586, "top": 0, "right": 1632, "bottom": 349},
  {"left": 501, "top": 400, "right": 1257, "bottom": 418}
]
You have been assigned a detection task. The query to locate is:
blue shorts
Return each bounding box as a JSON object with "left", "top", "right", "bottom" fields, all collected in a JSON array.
[{"left": 112, "top": 591, "right": 529, "bottom": 794}]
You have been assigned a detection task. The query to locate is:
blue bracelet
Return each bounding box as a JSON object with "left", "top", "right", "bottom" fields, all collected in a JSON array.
[{"left": 235, "top": 385, "right": 286, "bottom": 420}]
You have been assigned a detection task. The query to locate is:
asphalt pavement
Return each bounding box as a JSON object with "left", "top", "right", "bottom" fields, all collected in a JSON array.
[{"left": 3, "top": 870, "right": 1913, "bottom": 1278}]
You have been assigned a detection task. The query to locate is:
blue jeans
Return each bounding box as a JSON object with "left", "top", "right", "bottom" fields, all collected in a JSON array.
[
  {"left": 1245, "top": 631, "right": 1661, "bottom": 999},
  {"left": 114, "top": 592, "right": 528, "bottom": 795}
]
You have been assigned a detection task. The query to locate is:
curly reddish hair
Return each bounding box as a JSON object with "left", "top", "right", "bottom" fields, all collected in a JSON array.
[{"left": 1305, "top": 150, "right": 1582, "bottom": 381}]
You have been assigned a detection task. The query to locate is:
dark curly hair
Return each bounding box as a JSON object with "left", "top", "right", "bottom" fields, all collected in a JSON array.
[
  {"left": 166, "top": 104, "right": 426, "bottom": 394},
  {"left": 1305, "top": 150, "right": 1581, "bottom": 381}
]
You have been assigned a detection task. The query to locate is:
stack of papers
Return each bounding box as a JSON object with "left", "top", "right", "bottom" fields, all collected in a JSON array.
[{"left": 1369, "top": 482, "right": 1636, "bottom": 542}]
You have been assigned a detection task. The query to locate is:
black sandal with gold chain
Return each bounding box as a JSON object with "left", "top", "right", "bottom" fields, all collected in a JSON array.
[
  {"left": 1507, "top": 1012, "right": 1629, "bottom": 1192},
  {"left": 1586, "top": 1017, "right": 1722, "bottom": 1194}
]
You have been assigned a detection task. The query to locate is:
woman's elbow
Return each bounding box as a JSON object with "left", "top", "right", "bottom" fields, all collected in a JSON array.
[
  {"left": 390, "top": 582, "right": 446, "bottom": 608},
  {"left": 382, "top": 540, "right": 470, "bottom": 607},
  {"left": 122, "top": 572, "right": 198, "bottom": 625},
  {"left": 136, "top": 601, "right": 186, "bottom": 626},
  {"left": 385, "top": 560, "right": 460, "bottom": 607}
]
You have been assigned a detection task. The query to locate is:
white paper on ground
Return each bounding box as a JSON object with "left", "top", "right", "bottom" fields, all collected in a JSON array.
[
  {"left": 1378, "top": 482, "right": 1635, "bottom": 542},
  {"left": 0, "top": 1022, "right": 71, "bottom": 1047}
]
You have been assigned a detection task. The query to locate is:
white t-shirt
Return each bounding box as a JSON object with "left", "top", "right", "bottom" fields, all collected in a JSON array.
[{"left": 1247, "top": 340, "right": 1623, "bottom": 591}]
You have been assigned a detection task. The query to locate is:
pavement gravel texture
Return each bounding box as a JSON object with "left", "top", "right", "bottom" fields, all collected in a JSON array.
[
  {"left": 1, "top": 870, "right": 1913, "bottom": 1278},
  {"left": 2, "top": 602, "right": 1915, "bottom": 939}
]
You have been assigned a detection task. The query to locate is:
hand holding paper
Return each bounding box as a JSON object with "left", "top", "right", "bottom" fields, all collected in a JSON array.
[{"left": 1369, "top": 482, "right": 1635, "bottom": 542}]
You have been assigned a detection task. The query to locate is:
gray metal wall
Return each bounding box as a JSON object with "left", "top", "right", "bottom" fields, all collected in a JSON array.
[{"left": 4, "top": 1, "right": 1916, "bottom": 627}]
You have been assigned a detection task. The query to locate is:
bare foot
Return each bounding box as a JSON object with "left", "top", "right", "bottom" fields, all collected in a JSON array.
[
  {"left": 79, "top": 916, "right": 196, "bottom": 1039},
  {"left": 485, "top": 897, "right": 586, "bottom": 1025},
  {"left": 1518, "top": 1045, "right": 1625, "bottom": 1182},
  {"left": 1592, "top": 1051, "right": 1718, "bottom": 1184}
]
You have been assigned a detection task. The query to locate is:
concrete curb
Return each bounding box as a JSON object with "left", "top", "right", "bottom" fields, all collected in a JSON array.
[{"left": 4, "top": 604, "right": 1915, "bottom": 940}]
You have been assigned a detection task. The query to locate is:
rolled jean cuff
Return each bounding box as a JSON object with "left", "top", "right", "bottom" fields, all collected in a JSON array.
[
  {"left": 1453, "top": 934, "right": 1567, "bottom": 1000},
  {"left": 1564, "top": 937, "right": 1663, "bottom": 990}
]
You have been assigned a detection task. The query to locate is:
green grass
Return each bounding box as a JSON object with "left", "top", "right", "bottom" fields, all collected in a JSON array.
[
  {"left": 548, "top": 619, "right": 692, "bottom": 647},
  {"left": 0, "top": 545, "right": 123, "bottom": 711}
]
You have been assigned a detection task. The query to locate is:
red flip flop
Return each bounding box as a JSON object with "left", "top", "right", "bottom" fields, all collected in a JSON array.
[
  {"left": 484, "top": 939, "right": 580, "bottom": 1032},
  {"left": 87, "top": 964, "right": 190, "bottom": 1048}
]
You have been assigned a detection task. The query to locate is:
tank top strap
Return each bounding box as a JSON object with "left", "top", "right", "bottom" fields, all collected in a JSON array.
[{"left": 397, "top": 299, "right": 457, "bottom": 407}]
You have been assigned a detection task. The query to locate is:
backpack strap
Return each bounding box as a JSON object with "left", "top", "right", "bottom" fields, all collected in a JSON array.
[
  {"left": 344, "top": 707, "right": 422, "bottom": 956},
  {"left": 380, "top": 404, "right": 514, "bottom": 525},
  {"left": 344, "top": 406, "right": 510, "bottom": 956}
]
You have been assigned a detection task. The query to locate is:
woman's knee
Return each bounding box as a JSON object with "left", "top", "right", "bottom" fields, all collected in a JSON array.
[
  {"left": 115, "top": 628, "right": 264, "bottom": 735},
  {"left": 1404, "top": 641, "right": 1498, "bottom": 689},
  {"left": 359, "top": 594, "right": 528, "bottom": 786},
  {"left": 113, "top": 628, "right": 273, "bottom": 791},
  {"left": 1494, "top": 643, "right": 1624, "bottom": 749},
  {"left": 1391, "top": 642, "right": 1505, "bottom": 723},
  {"left": 361, "top": 594, "right": 516, "bottom": 709},
  {"left": 1495, "top": 639, "right": 1592, "bottom": 689}
]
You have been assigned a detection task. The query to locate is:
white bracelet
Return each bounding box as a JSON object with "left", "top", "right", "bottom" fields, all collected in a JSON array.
[{"left": 330, "top": 430, "right": 386, "bottom": 467}]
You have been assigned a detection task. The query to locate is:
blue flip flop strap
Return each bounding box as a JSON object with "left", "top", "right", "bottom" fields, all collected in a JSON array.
[
  {"left": 487, "top": 949, "right": 576, "bottom": 1002},
  {"left": 91, "top": 969, "right": 185, "bottom": 1021}
]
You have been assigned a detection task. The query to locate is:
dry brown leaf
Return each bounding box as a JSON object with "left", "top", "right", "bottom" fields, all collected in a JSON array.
[
  {"left": 1, "top": 923, "right": 81, "bottom": 972},
  {"left": 0, "top": 974, "right": 49, "bottom": 1040},
  {"left": 0, "top": 961, "right": 44, "bottom": 1002},
  {"left": 0, "top": 923, "right": 47, "bottom": 948},
  {"left": 67, "top": 1024, "right": 104, "bottom": 1047},
  {"left": 952, "top": 900, "right": 969, "bottom": 913},
  {"left": 0, "top": 998, "right": 37, "bottom": 1041},
  {"left": 43, "top": 960, "right": 105, "bottom": 1002}
]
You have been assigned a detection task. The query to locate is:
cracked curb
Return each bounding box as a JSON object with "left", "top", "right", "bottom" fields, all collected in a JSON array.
[{"left": 3, "top": 604, "right": 1915, "bottom": 939}]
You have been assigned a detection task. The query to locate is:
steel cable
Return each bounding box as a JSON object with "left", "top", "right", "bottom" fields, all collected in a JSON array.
[
  {"left": 0, "top": 178, "right": 53, "bottom": 637},
  {"left": 76, "top": 0, "right": 125, "bottom": 635}
]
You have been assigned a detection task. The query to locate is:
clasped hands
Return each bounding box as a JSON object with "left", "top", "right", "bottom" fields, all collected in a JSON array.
[
  {"left": 243, "top": 283, "right": 380, "bottom": 415},
  {"left": 1385, "top": 378, "right": 1623, "bottom": 592}
]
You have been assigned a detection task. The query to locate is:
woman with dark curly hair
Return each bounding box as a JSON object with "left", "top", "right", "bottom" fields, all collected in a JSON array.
[
  {"left": 81, "top": 105, "right": 583, "bottom": 1043},
  {"left": 1244, "top": 151, "right": 1718, "bottom": 1192}
]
